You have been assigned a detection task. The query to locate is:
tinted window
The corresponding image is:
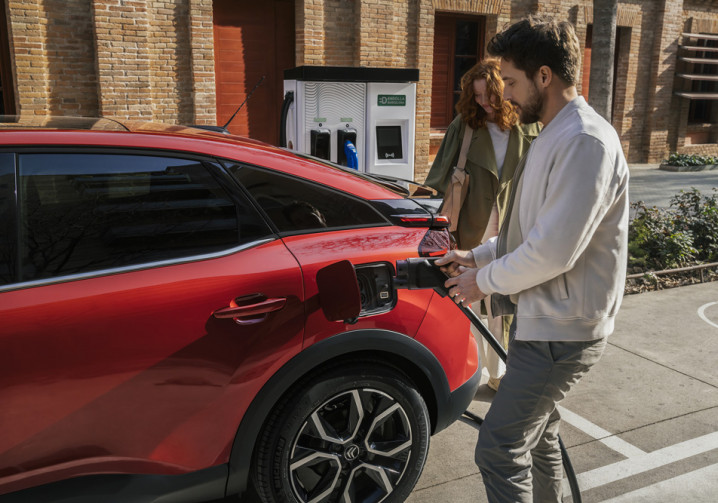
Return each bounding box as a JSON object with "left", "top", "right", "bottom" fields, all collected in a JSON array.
[
  {"left": 227, "top": 163, "right": 387, "bottom": 233},
  {"left": 17, "top": 153, "right": 271, "bottom": 283},
  {"left": 0, "top": 153, "right": 15, "bottom": 285}
]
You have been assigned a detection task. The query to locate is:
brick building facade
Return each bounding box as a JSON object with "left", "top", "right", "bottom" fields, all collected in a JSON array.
[{"left": 1, "top": 0, "right": 717, "bottom": 182}]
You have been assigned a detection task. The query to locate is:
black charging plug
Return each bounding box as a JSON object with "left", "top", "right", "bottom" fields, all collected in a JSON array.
[{"left": 393, "top": 257, "right": 450, "bottom": 297}]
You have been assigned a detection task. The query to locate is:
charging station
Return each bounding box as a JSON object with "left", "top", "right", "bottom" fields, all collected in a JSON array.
[{"left": 281, "top": 66, "right": 418, "bottom": 180}]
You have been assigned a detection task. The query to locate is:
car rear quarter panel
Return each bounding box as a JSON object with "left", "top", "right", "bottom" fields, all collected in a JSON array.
[
  {"left": 414, "top": 294, "right": 478, "bottom": 391},
  {"left": 280, "top": 225, "right": 476, "bottom": 392},
  {"left": 280, "top": 226, "right": 435, "bottom": 348}
]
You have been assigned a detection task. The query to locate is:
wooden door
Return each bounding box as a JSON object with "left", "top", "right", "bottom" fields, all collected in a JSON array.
[
  {"left": 213, "top": 0, "right": 295, "bottom": 144},
  {"left": 431, "top": 13, "right": 485, "bottom": 129}
]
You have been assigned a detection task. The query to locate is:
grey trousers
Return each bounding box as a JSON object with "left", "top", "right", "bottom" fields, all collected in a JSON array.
[{"left": 475, "top": 321, "right": 607, "bottom": 503}]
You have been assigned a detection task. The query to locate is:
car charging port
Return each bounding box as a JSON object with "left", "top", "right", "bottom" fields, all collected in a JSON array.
[{"left": 354, "top": 263, "right": 396, "bottom": 316}]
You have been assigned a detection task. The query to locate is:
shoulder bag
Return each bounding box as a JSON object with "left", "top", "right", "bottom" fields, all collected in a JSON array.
[{"left": 439, "top": 125, "right": 474, "bottom": 232}]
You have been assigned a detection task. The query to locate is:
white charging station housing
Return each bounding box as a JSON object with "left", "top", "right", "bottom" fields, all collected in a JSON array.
[{"left": 282, "top": 66, "right": 418, "bottom": 181}]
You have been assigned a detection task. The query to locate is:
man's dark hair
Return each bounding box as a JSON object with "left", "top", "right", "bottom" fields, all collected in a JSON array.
[{"left": 487, "top": 15, "right": 581, "bottom": 85}]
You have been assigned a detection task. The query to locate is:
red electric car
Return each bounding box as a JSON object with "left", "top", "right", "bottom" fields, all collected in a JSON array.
[{"left": 0, "top": 116, "right": 479, "bottom": 503}]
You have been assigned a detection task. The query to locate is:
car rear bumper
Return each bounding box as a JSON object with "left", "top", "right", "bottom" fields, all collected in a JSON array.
[{"left": 432, "top": 365, "right": 481, "bottom": 434}]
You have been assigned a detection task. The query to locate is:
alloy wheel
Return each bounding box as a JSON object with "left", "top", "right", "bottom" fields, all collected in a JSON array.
[{"left": 288, "top": 388, "right": 413, "bottom": 503}]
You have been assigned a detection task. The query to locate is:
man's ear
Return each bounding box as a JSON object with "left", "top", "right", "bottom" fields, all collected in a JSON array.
[{"left": 537, "top": 65, "right": 552, "bottom": 88}]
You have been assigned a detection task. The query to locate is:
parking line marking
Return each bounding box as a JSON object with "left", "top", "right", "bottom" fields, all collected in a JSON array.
[
  {"left": 597, "top": 462, "right": 718, "bottom": 502},
  {"left": 698, "top": 301, "right": 718, "bottom": 330},
  {"left": 557, "top": 405, "right": 646, "bottom": 458},
  {"left": 574, "top": 430, "right": 718, "bottom": 492}
]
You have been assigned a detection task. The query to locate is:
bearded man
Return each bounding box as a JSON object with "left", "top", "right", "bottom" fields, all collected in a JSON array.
[{"left": 436, "top": 15, "right": 630, "bottom": 503}]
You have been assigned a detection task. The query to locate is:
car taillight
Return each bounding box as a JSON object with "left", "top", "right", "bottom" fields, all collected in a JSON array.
[
  {"left": 418, "top": 228, "right": 455, "bottom": 257},
  {"left": 392, "top": 214, "right": 450, "bottom": 229}
]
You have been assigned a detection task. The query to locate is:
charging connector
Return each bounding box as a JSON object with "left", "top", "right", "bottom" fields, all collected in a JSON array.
[{"left": 394, "top": 257, "right": 450, "bottom": 297}]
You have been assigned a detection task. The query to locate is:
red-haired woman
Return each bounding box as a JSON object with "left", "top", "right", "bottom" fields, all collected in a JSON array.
[{"left": 425, "top": 58, "right": 540, "bottom": 391}]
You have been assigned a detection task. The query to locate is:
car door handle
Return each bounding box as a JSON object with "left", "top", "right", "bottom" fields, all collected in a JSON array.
[{"left": 213, "top": 297, "right": 287, "bottom": 320}]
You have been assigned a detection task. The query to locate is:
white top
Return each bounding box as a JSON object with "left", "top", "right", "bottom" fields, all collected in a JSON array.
[
  {"left": 486, "top": 121, "right": 510, "bottom": 178},
  {"left": 472, "top": 97, "right": 630, "bottom": 341}
]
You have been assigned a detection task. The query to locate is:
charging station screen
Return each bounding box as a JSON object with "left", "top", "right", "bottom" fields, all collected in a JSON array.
[{"left": 376, "top": 126, "right": 403, "bottom": 160}]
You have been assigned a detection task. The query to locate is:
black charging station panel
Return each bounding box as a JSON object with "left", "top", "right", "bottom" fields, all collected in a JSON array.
[
  {"left": 376, "top": 125, "right": 403, "bottom": 160},
  {"left": 337, "top": 129, "right": 357, "bottom": 166},
  {"left": 311, "top": 129, "right": 331, "bottom": 160}
]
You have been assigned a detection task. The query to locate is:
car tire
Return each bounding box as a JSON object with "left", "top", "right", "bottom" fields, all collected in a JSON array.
[{"left": 252, "top": 360, "right": 430, "bottom": 503}]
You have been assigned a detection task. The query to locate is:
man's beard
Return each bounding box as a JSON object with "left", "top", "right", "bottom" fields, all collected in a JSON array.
[{"left": 516, "top": 81, "right": 543, "bottom": 124}]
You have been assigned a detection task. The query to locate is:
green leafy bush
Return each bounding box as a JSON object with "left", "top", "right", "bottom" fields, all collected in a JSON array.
[
  {"left": 629, "top": 188, "right": 718, "bottom": 270},
  {"left": 670, "top": 188, "right": 718, "bottom": 262},
  {"left": 664, "top": 153, "right": 718, "bottom": 167}
]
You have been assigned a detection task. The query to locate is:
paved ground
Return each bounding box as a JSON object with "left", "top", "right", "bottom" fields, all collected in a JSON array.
[
  {"left": 406, "top": 165, "right": 718, "bottom": 502},
  {"left": 627, "top": 163, "right": 716, "bottom": 211},
  {"left": 407, "top": 281, "right": 718, "bottom": 502}
]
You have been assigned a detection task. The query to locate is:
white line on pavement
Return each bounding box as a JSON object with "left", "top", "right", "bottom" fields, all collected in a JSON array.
[
  {"left": 557, "top": 405, "right": 646, "bottom": 458},
  {"left": 575, "top": 430, "right": 718, "bottom": 492},
  {"left": 698, "top": 301, "right": 718, "bottom": 330},
  {"left": 598, "top": 462, "right": 718, "bottom": 503}
]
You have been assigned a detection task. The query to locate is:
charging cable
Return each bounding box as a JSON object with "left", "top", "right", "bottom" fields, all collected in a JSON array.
[{"left": 394, "top": 258, "right": 582, "bottom": 502}]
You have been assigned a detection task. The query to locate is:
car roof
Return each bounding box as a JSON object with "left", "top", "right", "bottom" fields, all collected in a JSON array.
[{"left": 0, "top": 115, "right": 404, "bottom": 201}]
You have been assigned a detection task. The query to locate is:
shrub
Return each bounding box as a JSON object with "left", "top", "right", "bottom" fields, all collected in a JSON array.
[
  {"left": 628, "top": 202, "right": 696, "bottom": 270},
  {"left": 670, "top": 188, "right": 718, "bottom": 262},
  {"left": 629, "top": 188, "right": 718, "bottom": 270},
  {"left": 664, "top": 153, "right": 718, "bottom": 167}
]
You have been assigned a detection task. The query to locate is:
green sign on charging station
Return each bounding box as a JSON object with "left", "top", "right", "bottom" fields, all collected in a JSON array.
[{"left": 378, "top": 95, "right": 406, "bottom": 106}]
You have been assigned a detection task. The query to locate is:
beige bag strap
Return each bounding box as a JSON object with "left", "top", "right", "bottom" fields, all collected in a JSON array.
[
  {"left": 457, "top": 124, "right": 473, "bottom": 171},
  {"left": 444, "top": 126, "right": 473, "bottom": 232}
]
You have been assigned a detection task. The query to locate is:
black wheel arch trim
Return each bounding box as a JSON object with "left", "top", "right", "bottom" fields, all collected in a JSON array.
[
  {"left": 226, "top": 328, "right": 473, "bottom": 497},
  {"left": 0, "top": 465, "right": 227, "bottom": 503}
]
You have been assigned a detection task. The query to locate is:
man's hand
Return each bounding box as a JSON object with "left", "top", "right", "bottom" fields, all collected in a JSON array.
[
  {"left": 435, "top": 249, "right": 476, "bottom": 278},
  {"left": 444, "top": 266, "right": 487, "bottom": 306}
]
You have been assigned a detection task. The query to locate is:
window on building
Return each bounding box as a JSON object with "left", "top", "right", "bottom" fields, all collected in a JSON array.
[
  {"left": 0, "top": 154, "right": 15, "bottom": 285},
  {"left": 15, "top": 153, "right": 271, "bottom": 283},
  {"left": 431, "top": 13, "right": 486, "bottom": 129},
  {"left": 687, "top": 37, "right": 718, "bottom": 124}
]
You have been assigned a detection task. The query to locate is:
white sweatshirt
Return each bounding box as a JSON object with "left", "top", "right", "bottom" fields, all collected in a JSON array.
[{"left": 472, "top": 97, "right": 629, "bottom": 341}]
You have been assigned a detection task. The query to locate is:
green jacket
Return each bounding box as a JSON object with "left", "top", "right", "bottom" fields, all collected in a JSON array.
[{"left": 425, "top": 115, "right": 540, "bottom": 250}]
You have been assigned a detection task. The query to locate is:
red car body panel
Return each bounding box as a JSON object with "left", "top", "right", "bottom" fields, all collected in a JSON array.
[
  {"left": 414, "top": 294, "right": 479, "bottom": 390},
  {"left": 281, "top": 227, "right": 433, "bottom": 347},
  {"left": 0, "top": 240, "right": 305, "bottom": 494}
]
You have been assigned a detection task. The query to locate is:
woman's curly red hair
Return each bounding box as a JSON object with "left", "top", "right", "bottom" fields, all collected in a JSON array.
[{"left": 455, "top": 58, "right": 518, "bottom": 131}]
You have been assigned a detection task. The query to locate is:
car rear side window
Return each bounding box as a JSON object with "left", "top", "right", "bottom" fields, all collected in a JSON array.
[
  {"left": 227, "top": 163, "right": 387, "bottom": 234},
  {"left": 0, "top": 154, "right": 16, "bottom": 286},
  {"left": 16, "top": 153, "right": 271, "bottom": 283}
]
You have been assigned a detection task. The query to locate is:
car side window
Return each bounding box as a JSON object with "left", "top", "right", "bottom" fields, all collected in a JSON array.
[
  {"left": 0, "top": 154, "right": 16, "bottom": 286},
  {"left": 227, "top": 163, "right": 387, "bottom": 234},
  {"left": 16, "top": 153, "right": 272, "bottom": 283}
]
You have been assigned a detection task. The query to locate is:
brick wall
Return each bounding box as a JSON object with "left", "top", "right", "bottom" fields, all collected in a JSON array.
[
  {"left": 414, "top": 0, "right": 434, "bottom": 182},
  {"left": 93, "top": 0, "right": 152, "bottom": 118},
  {"left": 7, "top": 0, "right": 99, "bottom": 116},
  {"left": 325, "top": 0, "right": 358, "bottom": 66},
  {"left": 187, "top": 0, "right": 215, "bottom": 125},
  {"left": 642, "top": 0, "right": 683, "bottom": 162},
  {"left": 4, "top": 0, "right": 717, "bottom": 165},
  {"left": 6, "top": 0, "right": 214, "bottom": 123},
  {"left": 147, "top": 0, "right": 193, "bottom": 123}
]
